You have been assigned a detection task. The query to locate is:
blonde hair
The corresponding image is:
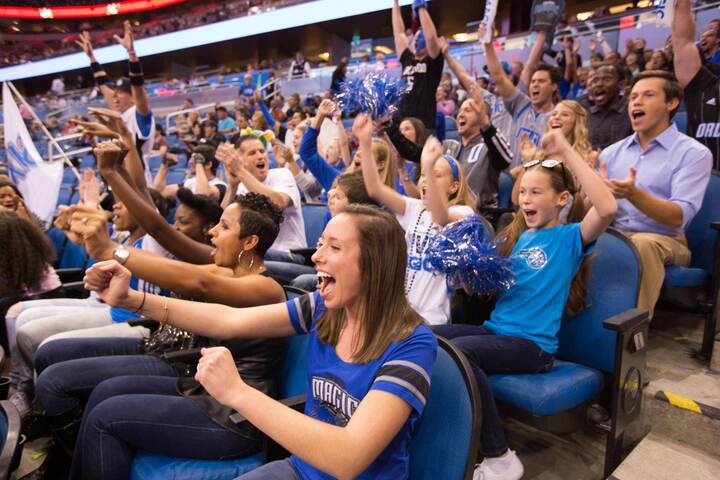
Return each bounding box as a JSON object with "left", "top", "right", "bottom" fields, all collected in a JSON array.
[
  {"left": 443, "top": 156, "right": 477, "bottom": 210},
  {"left": 315, "top": 205, "right": 423, "bottom": 362},
  {"left": 556, "top": 100, "right": 591, "bottom": 159},
  {"left": 349, "top": 138, "right": 396, "bottom": 190}
]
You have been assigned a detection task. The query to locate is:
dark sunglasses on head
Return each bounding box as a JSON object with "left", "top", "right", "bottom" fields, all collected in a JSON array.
[{"left": 523, "top": 159, "right": 570, "bottom": 191}]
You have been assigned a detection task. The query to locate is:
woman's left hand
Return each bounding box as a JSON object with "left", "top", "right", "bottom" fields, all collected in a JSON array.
[{"left": 195, "top": 347, "right": 248, "bottom": 407}]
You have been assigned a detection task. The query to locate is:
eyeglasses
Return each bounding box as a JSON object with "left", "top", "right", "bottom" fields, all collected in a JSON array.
[{"left": 523, "top": 159, "right": 570, "bottom": 191}]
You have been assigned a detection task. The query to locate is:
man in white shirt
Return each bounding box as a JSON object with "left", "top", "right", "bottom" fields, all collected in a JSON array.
[{"left": 219, "top": 136, "right": 307, "bottom": 255}]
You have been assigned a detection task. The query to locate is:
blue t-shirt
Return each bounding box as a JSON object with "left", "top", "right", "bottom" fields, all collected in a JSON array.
[
  {"left": 287, "top": 292, "right": 437, "bottom": 480},
  {"left": 484, "top": 223, "right": 593, "bottom": 354},
  {"left": 240, "top": 84, "right": 255, "bottom": 99}
]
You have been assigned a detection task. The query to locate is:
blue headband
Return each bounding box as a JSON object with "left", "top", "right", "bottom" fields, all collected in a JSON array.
[{"left": 443, "top": 155, "right": 460, "bottom": 181}]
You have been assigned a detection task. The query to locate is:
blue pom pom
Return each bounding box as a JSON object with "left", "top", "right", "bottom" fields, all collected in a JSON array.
[
  {"left": 337, "top": 72, "right": 406, "bottom": 120},
  {"left": 425, "top": 215, "right": 515, "bottom": 296}
]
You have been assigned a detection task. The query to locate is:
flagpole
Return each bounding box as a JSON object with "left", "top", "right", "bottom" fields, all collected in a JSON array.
[{"left": 6, "top": 81, "right": 81, "bottom": 182}]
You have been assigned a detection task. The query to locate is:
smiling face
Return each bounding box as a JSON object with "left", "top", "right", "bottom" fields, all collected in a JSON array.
[
  {"left": 112, "top": 201, "right": 138, "bottom": 231},
  {"left": 548, "top": 103, "right": 576, "bottom": 138},
  {"left": 399, "top": 120, "right": 417, "bottom": 143},
  {"left": 240, "top": 138, "right": 269, "bottom": 182},
  {"left": 700, "top": 29, "right": 720, "bottom": 54},
  {"left": 0, "top": 186, "right": 19, "bottom": 211},
  {"left": 589, "top": 65, "right": 621, "bottom": 108},
  {"left": 628, "top": 77, "right": 678, "bottom": 137},
  {"left": 417, "top": 158, "right": 459, "bottom": 206},
  {"left": 529, "top": 69, "right": 557, "bottom": 108},
  {"left": 173, "top": 204, "right": 209, "bottom": 243},
  {"left": 208, "top": 203, "right": 244, "bottom": 267},
  {"left": 312, "top": 213, "right": 362, "bottom": 310},
  {"left": 518, "top": 168, "right": 568, "bottom": 230},
  {"left": 457, "top": 99, "right": 483, "bottom": 139},
  {"left": 327, "top": 186, "right": 349, "bottom": 217}
]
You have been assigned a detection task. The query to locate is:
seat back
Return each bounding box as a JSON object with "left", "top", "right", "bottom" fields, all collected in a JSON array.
[
  {"left": 498, "top": 171, "right": 514, "bottom": 209},
  {"left": 444, "top": 116, "right": 458, "bottom": 132},
  {"left": 0, "top": 400, "right": 22, "bottom": 480},
  {"left": 301, "top": 203, "right": 328, "bottom": 248},
  {"left": 556, "top": 229, "right": 641, "bottom": 373},
  {"left": 683, "top": 171, "right": 720, "bottom": 275},
  {"left": 280, "top": 286, "right": 310, "bottom": 398},
  {"left": 674, "top": 111, "right": 688, "bottom": 134},
  {"left": 409, "top": 337, "right": 480, "bottom": 480}
]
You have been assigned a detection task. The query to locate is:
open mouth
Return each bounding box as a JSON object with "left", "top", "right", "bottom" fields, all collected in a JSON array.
[
  {"left": 530, "top": 89, "right": 541, "bottom": 100},
  {"left": 523, "top": 209, "right": 538, "bottom": 223},
  {"left": 549, "top": 121, "right": 563, "bottom": 129},
  {"left": 631, "top": 109, "right": 646, "bottom": 121},
  {"left": 317, "top": 271, "right": 336, "bottom": 296},
  {"left": 457, "top": 118, "right": 467, "bottom": 129},
  {"left": 256, "top": 161, "right": 267, "bottom": 170}
]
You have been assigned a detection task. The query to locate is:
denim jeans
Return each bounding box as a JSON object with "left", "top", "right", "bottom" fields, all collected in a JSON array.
[
  {"left": 235, "top": 458, "right": 300, "bottom": 479},
  {"left": 432, "top": 324, "right": 554, "bottom": 457},
  {"left": 290, "top": 274, "right": 318, "bottom": 292},
  {"left": 72, "top": 375, "right": 261, "bottom": 480},
  {"left": 35, "top": 337, "right": 179, "bottom": 416},
  {"left": 264, "top": 261, "right": 316, "bottom": 285}
]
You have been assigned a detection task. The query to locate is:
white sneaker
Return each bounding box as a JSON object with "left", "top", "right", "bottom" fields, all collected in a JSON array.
[
  {"left": 473, "top": 450, "right": 524, "bottom": 480},
  {"left": 8, "top": 390, "right": 32, "bottom": 418}
]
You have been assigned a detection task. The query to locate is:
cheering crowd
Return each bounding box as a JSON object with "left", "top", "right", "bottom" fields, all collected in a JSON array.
[{"left": 0, "top": 0, "right": 718, "bottom": 478}]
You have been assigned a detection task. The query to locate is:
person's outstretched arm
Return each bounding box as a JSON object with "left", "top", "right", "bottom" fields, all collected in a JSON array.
[
  {"left": 115, "top": 20, "right": 150, "bottom": 116},
  {"left": 392, "top": 0, "right": 409, "bottom": 56},
  {"left": 519, "top": 30, "right": 548, "bottom": 88},
  {"left": 480, "top": 24, "right": 517, "bottom": 101},
  {"left": 673, "top": 0, "right": 702, "bottom": 87},
  {"left": 75, "top": 31, "right": 114, "bottom": 106},
  {"left": 416, "top": 2, "right": 441, "bottom": 59}
]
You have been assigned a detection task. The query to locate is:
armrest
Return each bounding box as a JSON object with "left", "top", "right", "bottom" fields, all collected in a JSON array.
[
  {"left": 55, "top": 268, "right": 85, "bottom": 283},
  {"left": 602, "top": 308, "right": 649, "bottom": 333},
  {"left": 711, "top": 222, "right": 720, "bottom": 231},
  {"left": 229, "top": 394, "right": 306, "bottom": 427},
  {"left": 128, "top": 318, "right": 160, "bottom": 332},
  {"left": 160, "top": 347, "right": 202, "bottom": 364},
  {"left": 290, "top": 248, "right": 317, "bottom": 267}
]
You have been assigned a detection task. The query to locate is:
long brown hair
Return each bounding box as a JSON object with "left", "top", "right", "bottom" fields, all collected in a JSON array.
[
  {"left": 0, "top": 211, "right": 56, "bottom": 294},
  {"left": 497, "top": 164, "right": 590, "bottom": 315},
  {"left": 315, "top": 205, "right": 423, "bottom": 363}
]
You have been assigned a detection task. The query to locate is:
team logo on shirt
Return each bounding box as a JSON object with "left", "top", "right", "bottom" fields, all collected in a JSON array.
[
  {"left": 695, "top": 123, "right": 720, "bottom": 138},
  {"left": 515, "top": 128, "right": 542, "bottom": 146},
  {"left": 515, "top": 247, "right": 548, "bottom": 269},
  {"left": 311, "top": 376, "right": 360, "bottom": 427}
]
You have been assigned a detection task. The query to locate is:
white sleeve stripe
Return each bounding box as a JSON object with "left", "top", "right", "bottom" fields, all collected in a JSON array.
[
  {"left": 292, "top": 297, "right": 308, "bottom": 333},
  {"left": 374, "top": 376, "right": 427, "bottom": 406},
  {"left": 383, "top": 359, "right": 431, "bottom": 384}
]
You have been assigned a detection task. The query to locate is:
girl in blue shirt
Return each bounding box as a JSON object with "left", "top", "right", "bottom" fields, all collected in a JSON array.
[
  {"left": 434, "top": 129, "right": 617, "bottom": 480},
  {"left": 84, "top": 204, "right": 437, "bottom": 480}
]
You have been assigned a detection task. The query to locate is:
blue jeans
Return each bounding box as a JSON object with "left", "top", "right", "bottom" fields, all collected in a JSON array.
[
  {"left": 235, "top": 458, "right": 300, "bottom": 479},
  {"left": 432, "top": 324, "right": 554, "bottom": 457},
  {"left": 72, "top": 375, "right": 260, "bottom": 480},
  {"left": 264, "top": 261, "right": 316, "bottom": 285},
  {"left": 35, "top": 337, "right": 179, "bottom": 416},
  {"left": 265, "top": 249, "right": 306, "bottom": 265}
]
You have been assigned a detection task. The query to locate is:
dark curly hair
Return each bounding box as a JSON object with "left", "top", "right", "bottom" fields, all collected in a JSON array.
[
  {"left": 0, "top": 211, "right": 56, "bottom": 294},
  {"left": 176, "top": 187, "right": 223, "bottom": 227},
  {"left": 233, "top": 192, "right": 283, "bottom": 256}
]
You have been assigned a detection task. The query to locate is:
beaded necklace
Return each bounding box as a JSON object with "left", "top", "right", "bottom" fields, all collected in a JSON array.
[{"left": 404, "top": 208, "right": 432, "bottom": 295}]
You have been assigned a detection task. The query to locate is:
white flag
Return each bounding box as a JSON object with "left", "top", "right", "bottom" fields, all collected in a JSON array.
[
  {"left": 480, "top": 0, "right": 499, "bottom": 44},
  {"left": 3, "top": 82, "right": 63, "bottom": 224},
  {"left": 653, "top": 0, "right": 675, "bottom": 27}
]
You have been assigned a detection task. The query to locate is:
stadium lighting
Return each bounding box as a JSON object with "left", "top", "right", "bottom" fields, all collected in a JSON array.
[{"left": 0, "top": 0, "right": 415, "bottom": 81}]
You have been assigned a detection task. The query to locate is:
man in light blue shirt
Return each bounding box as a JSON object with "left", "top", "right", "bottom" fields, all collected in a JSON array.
[
  {"left": 216, "top": 106, "right": 236, "bottom": 136},
  {"left": 599, "top": 71, "right": 713, "bottom": 318}
]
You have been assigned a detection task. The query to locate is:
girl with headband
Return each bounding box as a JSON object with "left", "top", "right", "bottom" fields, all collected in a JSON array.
[{"left": 354, "top": 113, "right": 475, "bottom": 325}]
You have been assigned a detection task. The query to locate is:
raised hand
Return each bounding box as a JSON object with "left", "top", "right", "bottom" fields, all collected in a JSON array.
[
  {"left": 539, "top": 129, "right": 571, "bottom": 159},
  {"left": 93, "top": 140, "right": 125, "bottom": 172},
  {"left": 438, "top": 36, "right": 450, "bottom": 55},
  {"left": 519, "top": 134, "right": 538, "bottom": 163},
  {"left": 608, "top": 167, "right": 638, "bottom": 199},
  {"left": 317, "top": 99, "right": 336, "bottom": 118},
  {"left": 83, "top": 260, "right": 133, "bottom": 307},
  {"left": 195, "top": 347, "right": 248, "bottom": 407},
  {"left": 70, "top": 207, "right": 114, "bottom": 259},
  {"left": 352, "top": 114, "right": 373, "bottom": 142},
  {"left": 54, "top": 205, "right": 84, "bottom": 245},
  {"left": 272, "top": 142, "right": 293, "bottom": 167},
  {"left": 79, "top": 169, "right": 104, "bottom": 208},
  {"left": 76, "top": 119, "right": 120, "bottom": 140},
  {"left": 420, "top": 135, "right": 443, "bottom": 174},
  {"left": 114, "top": 20, "right": 135, "bottom": 53},
  {"left": 467, "top": 83, "right": 491, "bottom": 128},
  {"left": 88, "top": 107, "right": 130, "bottom": 138},
  {"left": 75, "top": 31, "right": 94, "bottom": 57},
  {"left": 216, "top": 142, "right": 244, "bottom": 183}
]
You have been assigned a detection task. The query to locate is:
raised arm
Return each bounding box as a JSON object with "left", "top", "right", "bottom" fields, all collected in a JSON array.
[
  {"left": 541, "top": 130, "right": 617, "bottom": 246},
  {"left": 115, "top": 20, "right": 150, "bottom": 116},
  {"left": 392, "top": 0, "right": 409, "bottom": 56},
  {"left": 354, "top": 114, "right": 407, "bottom": 215},
  {"left": 335, "top": 112, "right": 352, "bottom": 168},
  {"left": 440, "top": 37, "right": 474, "bottom": 90},
  {"left": 416, "top": 2, "right": 441, "bottom": 59},
  {"left": 84, "top": 260, "right": 295, "bottom": 339},
  {"left": 76, "top": 31, "right": 114, "bottom": 106},
  {"left": 421, "top": 137, "right": 454, "bottom": 226},
  {"left": 672, "top": 0, "right": 702, "bottom": 87},
  {"left": 192, "top": 154, "right": 221, "bottom": 199},
  {"left": 480, "top": 24, "right": 517, "bottom": 101},
  {"left": 520, "top": 30, "right": 548, "bottom": 88},
  {"left": 94, "top": 143, "right": 214, "bottom": 264}
]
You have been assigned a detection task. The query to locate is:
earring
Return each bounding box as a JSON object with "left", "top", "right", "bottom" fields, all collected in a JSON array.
[
  {"left": 237, "top": 250, "right": 244, "bottom": 265},
  {"left": 249, "top": 255, "right": 254, "bottom": 271}
]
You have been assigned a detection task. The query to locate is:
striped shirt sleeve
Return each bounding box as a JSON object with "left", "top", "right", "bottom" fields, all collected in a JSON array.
[
  {"left": 286, "top": 291, "right": 322, "bottom": 335},
  {"left": 371, "top": 327, "right": 438, "bottom": 415}
]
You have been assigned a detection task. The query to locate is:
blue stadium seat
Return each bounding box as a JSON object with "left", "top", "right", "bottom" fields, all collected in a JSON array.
[
  {"left": 57, "top": 185, "right": 73, "bottom": 206},
  {"left": 409, "top": 337, "right": 480, "bottom": 480},
  {"left": 487, "top": 229, "right": 649, "bottom": 477},
  {"left": 498, "top": 171, "right": 514, "bottom": 209},
  {"left": 129, "top": 307, "right": 310, "bottom": 480},
  {"left": 674, "top": 111, "right": 688, "bottom": 135},
  {"left": 0, "top": 400, "right": 23, "bottom": 479},
  {"left": 445, "top": 131, "right": 461, "bottom": 141},
  {"left": 301, "top": 203, "right": 329, "bottom": 248},
  {"left": 444, "top": 116, "right": 458, "bottom": 132},
  {"left": 662, "top": 172, "right": 720, "bottom": 360},
  {"left": 62, "top": 166, "right": 78, "bottom": 186},
  {"left": 165, "top": 170, "right": 187, "bottom": 186}
]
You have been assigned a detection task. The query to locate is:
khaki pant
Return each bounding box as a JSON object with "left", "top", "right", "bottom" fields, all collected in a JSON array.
[{"left": 625, "top": 232, "right": 691, "bottom": 319}]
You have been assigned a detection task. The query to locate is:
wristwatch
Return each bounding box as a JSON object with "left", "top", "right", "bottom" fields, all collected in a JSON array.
[{"left": 113, "top": 245, "right": 131, "bottom": 265}]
